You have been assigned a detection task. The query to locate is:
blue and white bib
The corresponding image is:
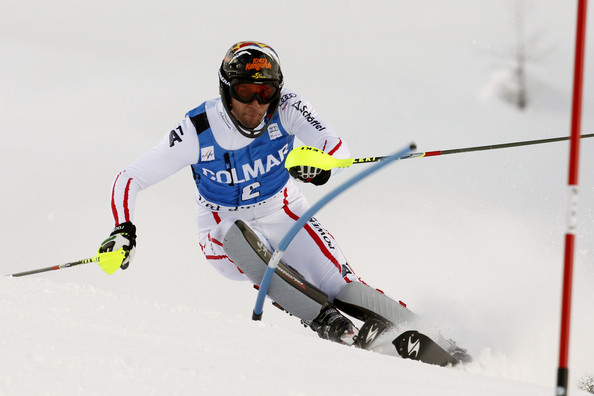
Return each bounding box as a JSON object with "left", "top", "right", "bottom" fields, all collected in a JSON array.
[{"left": 187, "top": 103, "right": 294, "bottom": 207}]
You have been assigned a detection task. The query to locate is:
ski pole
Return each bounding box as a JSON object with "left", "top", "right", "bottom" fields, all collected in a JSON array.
[
  {"left": 285, "top": 134, "right": 594, "bottom": 170},
  {"left": 253, "top": 142, "right": 416, "bottom": 321},
  {"left": 6, "top": 251, "right": 125, "bottom": 277},
  {"left": 402, "top": 133, "right": 594, "bottom": 160},
  {"left": 7, "top": 257, "right": 100, "bottom": 277}
]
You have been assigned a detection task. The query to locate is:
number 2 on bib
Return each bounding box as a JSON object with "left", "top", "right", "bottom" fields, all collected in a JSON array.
[{"left": 242, "top": 182, "right": 261, "bottom": 200}]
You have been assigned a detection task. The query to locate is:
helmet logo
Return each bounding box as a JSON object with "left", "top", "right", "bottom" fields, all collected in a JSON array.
[
  {"left": 245, "top": 58, "right": 272, "bottom": 71},
  {"left": 231, "top": 41, "right": 270, "bottom": 52},
  {"left": 251, "top": 72, "right": 266, "bottom": 79},
  {"left": 218, "top": 69, "right": 230, "bottom": 86}
]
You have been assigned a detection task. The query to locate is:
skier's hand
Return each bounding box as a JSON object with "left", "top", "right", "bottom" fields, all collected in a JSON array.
[
  {"left": 288, "top": 165, "right": 331, "bottom": 186},
  {"left": 98, "top": 222, "right": 137, "bottom": 274}
]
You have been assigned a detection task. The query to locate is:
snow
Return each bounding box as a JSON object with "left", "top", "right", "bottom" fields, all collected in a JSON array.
[
  {"left": 1, "top": 0, "right": 593, "bottom": 395},
  {"left": 0, "top": 276, "right": 571, "bottom": 396}
]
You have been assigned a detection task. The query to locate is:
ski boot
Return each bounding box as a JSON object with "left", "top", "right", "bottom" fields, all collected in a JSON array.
[{"left": 306, "top": 305, "right": 357, "bottom": 345}]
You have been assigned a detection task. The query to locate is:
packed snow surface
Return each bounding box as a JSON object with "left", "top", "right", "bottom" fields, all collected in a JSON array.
[{"left": 1, "top": 276, "right": 587, "bottom": 396}]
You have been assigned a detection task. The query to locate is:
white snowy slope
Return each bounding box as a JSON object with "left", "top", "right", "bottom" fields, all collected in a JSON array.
[
  {"left": 1, "top": 0, "right": 594, "bottom": 395},
  {"left": 0, "top": 276, "right": 585, "bottom": 396}
]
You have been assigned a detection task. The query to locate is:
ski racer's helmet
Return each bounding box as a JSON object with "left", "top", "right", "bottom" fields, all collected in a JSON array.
[{"left": 218, "top": 41, "right": 284, "bottom": 138}]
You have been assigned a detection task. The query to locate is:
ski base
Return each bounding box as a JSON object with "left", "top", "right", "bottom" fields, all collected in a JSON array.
[
  {"left": 224, "top": 220, "right": 328, "bottom": 321},
  {"left": 355, "top": 318, "right": 390, "bottom": 350},
  {"left": 393, "top": 330, "right": 460, "bottom": 367}
]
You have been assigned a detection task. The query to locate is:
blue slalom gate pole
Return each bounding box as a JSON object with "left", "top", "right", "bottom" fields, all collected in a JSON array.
[{"left": 252, "top": 142, "right": 416, "bottom": 320}]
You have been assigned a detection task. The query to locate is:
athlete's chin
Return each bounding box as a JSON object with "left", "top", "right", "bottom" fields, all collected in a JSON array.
[{"left": 239, "top": 116, "right": 263, "bottom": 129}]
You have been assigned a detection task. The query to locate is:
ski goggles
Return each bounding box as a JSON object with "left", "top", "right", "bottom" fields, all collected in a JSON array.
[{"left": 230, "top": 82, "right": 278, "bottom": 104}]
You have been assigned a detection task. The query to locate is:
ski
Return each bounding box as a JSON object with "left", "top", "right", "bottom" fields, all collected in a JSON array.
[
  {"left": 224, "top": 219, "right": 469, "bottom": 367},
  {"left": 224, "top": 220, "right": 328, "bottom": 321},
  {"left": 357, "top": 320, "right": 466, "bottom": 367},
  {"left": 355, "top": 318, "right": 390, "bottom": 350},
  {"left": 393, "top": 330, "right": 460, "bottom": 367}
]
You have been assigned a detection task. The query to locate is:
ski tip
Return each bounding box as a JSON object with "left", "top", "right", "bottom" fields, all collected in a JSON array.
[{"left": 393, "top": 330, "right": 461, "bottom": 367}]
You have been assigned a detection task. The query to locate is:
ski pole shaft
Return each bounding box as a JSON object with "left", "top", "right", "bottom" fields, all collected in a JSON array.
[
  {"left": 400, "top": 133, "right": 594, "bottom": 160},
  {"left": 286, "top": 134, "right": 594, "bottom": 170},
  {"left": 7, "top": 256, "right": 99, "bottom": 277}
]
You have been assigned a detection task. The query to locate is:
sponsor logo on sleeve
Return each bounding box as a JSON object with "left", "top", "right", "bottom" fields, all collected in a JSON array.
[
  {"left": 280, "top": 93, "right": 297, "bottom": 105},
  {"left": 291, "top": 100, "right": 326, "bottom": 131},
  {"left": 169, "top": 125, "right": 184, "bottom": 147}
]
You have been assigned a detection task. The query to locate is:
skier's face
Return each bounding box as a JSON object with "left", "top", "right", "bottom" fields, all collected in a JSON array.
[{"left": 230, "top": 97, "right": 270, "bottom": 129}]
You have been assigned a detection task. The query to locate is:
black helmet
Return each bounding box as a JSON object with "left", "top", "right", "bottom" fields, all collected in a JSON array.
[{"left": 218, "top": 41, "right": 284, "bottom": 138}]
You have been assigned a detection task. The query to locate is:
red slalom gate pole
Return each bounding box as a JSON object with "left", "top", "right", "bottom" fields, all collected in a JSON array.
[{"left": 557, "top": 1, "right": 588, "bottom": 395}]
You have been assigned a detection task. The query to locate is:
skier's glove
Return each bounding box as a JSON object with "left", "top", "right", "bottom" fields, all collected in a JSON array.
[
  {"left": 288, "top": 166, "right": 331, "bottom": 186},
  {"left": 98, "top": 222, "right": 137, "bottom": 274}
]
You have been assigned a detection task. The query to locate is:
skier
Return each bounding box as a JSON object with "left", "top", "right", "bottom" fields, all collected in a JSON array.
[{"left": 99, "top": 41, "right": 416, "bottom": 347}]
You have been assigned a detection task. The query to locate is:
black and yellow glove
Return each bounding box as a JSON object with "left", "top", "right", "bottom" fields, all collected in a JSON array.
[
  {"left": 98, "top": 222, "right": 137, "bottom": 274},
  {"left": 288, "top": 165, "right": 331, "bottom": 186}
]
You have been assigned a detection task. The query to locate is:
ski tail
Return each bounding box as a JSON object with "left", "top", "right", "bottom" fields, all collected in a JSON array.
[{"left": 223, "top": 220, "right": 328, "bottom": 321}]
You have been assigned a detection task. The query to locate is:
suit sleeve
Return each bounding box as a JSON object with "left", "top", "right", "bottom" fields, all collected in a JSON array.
[
  {"left": 110, "top": 116, "right": 199, "bottom": 226},
  {"left": 277, "top": 89, "right": 351, "bottom": 171}
]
